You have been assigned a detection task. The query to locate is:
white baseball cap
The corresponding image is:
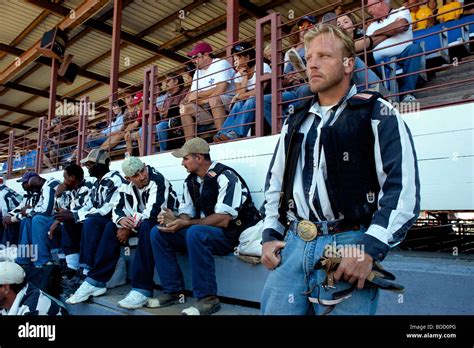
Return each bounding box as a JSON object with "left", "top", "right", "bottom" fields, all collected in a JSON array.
[{"left": 0, "top": 261, "right": 25, "bottom": 284}]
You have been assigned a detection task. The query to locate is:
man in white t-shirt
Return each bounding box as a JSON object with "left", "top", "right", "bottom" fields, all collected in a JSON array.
[
  {"left": 179, "top": 42, "right": 235, "bottom": 141},
  {"left": 366, "top": 0, "right": 423, "bottom": 102}
]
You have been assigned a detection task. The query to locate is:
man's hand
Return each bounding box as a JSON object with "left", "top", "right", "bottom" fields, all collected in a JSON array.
[
  {"left": 158, "top": 218, "right": 190, "bottom": 233},
  {"left": 261, "top": 240, "right": 286, "bottom": 270},
  {"left": 116, "top": 228, "right": 133, "bottom": 245},
  {"left": 20, "top": 207, "right": 29, "bottom": 217},
  {"left": 158, "top": 208, "right": 176, "bottom": 226},
  {"left": 3, "top": 215, "right": 12, "bottom": 226},
  {"left": 119, "top": 217, "right": 136, "bottom": 230},
  {"left": 48, "top": 220, "right": 60, "bottom": 240},
  {"left": 185, "top": 91, "right": 197, "bottom": 103},
  {"left": 55, "top": 183, "right": 67, "bottom": 198},
  {"left": 55, "top": 208, "right": 74, "bottom": 222},
  {"left": 333, "top": 248, "right": 373, "bottom": 289}
]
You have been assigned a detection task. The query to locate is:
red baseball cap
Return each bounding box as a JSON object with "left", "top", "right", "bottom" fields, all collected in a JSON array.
[
  {"left": 133, "top": 91, "right": 143, "bottom": 105},
  {"left": 187, "top": 42, "right": 213, "bottom": 57}
]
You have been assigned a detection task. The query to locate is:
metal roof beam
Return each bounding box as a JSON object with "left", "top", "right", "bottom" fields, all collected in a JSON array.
[{"left": 0, "top": 103, "right": 43, "bottom": 118}]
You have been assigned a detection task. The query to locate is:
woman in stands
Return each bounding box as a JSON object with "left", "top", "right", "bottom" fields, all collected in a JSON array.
[
  {"left": 213, "top": 42, "right": 271, "bottom": 141},
  {"left": 87, "top": 99, "right": 126, "bottom": 152},
  {"left": 124, "top": 91, "right": 143, "bottom": 156}
]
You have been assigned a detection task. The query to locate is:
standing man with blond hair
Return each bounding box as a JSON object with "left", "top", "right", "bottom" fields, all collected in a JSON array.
[{"left": 261, "top": 24, "right": 419, "bottom": 315}]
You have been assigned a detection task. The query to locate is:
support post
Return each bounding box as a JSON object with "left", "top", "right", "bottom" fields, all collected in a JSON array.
[
  {"left": 227, "top": 0, "right": 239, "bottom": 60},
  {"left": 6, "top": 131, "right": 14, "bottom": 179},
  {"left": 77, "top": 97, "right": 89, "bottom": 164},
  {"left": 35, "top": 117, "right": 45, "bottom": 173},
  {"left": 109, "top": 0, "right": 122, "bottom": 125}
]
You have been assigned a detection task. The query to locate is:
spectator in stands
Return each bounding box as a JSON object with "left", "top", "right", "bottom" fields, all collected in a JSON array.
[
  {"left": 64, "top": 149, "right": 125, "bottom": 303},
  {"left": 125, "top": 92, "right": 144, "bottom": 156},
  {"left": 87, "top": 99, "right": 126, "bottom": 152},
  {"left": 263, "top": 43, "right": 272, "bottom": 65},
  {"left": 48, "top": 164, "right": 92, "bottom": 293},
  {"left": 0, "top": 261, "right": 68, "bottom": 315},
  {"left": 0, "top": 178, "right": 22, "bottom": 244},
  {"left": 214, "top": 42, "right": 271, "bottom": 141},
  {"left": 427, "top": 0, "right": 441, "bottom": 26},
  {"left": 3, "top": 172, "right": 40, "bottom": 251},
  {"left": 150, "top": 138, "right": 260, "bottom": 315},
  {"left": 261, "top": 23, "right": 419, "bottom": 315},
  {"left": 366, "top": 0, "right": 423, "bottom": 102},
  {"left": 182, "top": 63, "right": 195, "bottom": 88},
  {"left": 15, "top": 174, "right": 61, "bottom": 268},
  {"left": 464, "top": 0, "right": 474, "bottom": 14},
  {"left": 437, "top": 0, "right": 463, "bottom": 22},
  {"left": 179, "top": 42, "right": 235, "bottom": 140},
  {"left": 155, "top": 72, "right": 189, "bottom": 152},
  {"left": 409, "top": 0, "right": 434, "bottom": 30},
  {"left": 115, "top": 157, "right": 179, "bottom": 309}
]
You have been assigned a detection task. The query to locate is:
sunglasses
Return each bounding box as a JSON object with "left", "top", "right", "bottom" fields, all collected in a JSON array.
[
  {"left": 299, "top": 23, "right": 313, "bottom": 31},
  {"left": 191, "top": 53, "right": 203, "bottom": 59}
]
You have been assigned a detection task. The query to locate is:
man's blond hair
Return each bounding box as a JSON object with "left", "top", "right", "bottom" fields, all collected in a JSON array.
[{"left": 304, "top": 23, "right": 356, "bottom": 59}]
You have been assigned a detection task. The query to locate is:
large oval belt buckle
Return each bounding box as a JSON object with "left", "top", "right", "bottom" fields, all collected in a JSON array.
[{"left": 297, "top": 220, "right": 318, "bottom": 242}]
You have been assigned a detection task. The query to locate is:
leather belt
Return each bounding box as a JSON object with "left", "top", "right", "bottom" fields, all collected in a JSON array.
[{"left": 289, "top": 219, "right": 362, "bottom": 242}]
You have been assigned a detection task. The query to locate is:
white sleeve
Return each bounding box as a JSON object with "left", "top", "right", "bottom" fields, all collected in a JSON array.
[{"left": 178, "top": 183, "right": 195, "bottom": 218}]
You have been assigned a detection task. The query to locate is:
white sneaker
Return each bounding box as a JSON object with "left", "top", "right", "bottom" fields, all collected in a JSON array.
[
  {"left": 66, "top": 281, "right": 106, "bottom": 304},
  {"left": 118, "top": 290, "right": 149, "bottom": 309},
  {"left": 401, "top": 94, "right": 416, "bottom": 102}
]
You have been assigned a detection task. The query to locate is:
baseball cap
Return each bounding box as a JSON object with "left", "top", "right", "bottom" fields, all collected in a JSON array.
[
  {"left": 122, "top": 156, "right": 145, "bottom": 177},
  {"left": 0, "top": 261, "right": 25, "bottom": 284},
  {"left": 80, "top": 148, "right": 110, "bottom": 165},
  {"left": 297, "top": 15, "right": 316, "bottom": 26},
  {"left": 133, "top": 91, "right": 144, "bottom": 106},
  {"left": 187, "top": 42, "right": 213, "bottom": 57},
  {"left": 16, "top": 171, "right": 39, "bottom": 183},
  {"left": 172, "top": 138, "right": 210, "bottom": 158}
]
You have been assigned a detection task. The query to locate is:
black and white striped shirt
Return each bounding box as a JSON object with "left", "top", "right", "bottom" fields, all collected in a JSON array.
[
  {"left": 57, "top": 180, "right": 94, "bottom": 222},
  {"left": 77, "top": 170, "right": 125, "bottom": 222},
  {"left": 9, "top": 191, "right": 40, "bottom": 222},
  {"left": 31, "top": 177, "right": 61, "bottom": 216},
  {"left": 263, "top": 85, "right": 420, "bottom": 256},
  {"left": 113, "top": 165, "right": 179, "bottom": 226},
  {"left": 179, "top": 161, "right": 249, "bottom": 219},
  {"left": 1, "top": 283, "right": 67, "bottom": 316},
  {"left": 0, "top": 185, "right": 21, "bottom": 218}
]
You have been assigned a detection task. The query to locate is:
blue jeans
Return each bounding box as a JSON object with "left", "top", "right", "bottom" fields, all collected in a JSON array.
[
  {"left": 1, "top": 221, "right": 20, "bottom": 245},
  {"left": 87, "top": 137, "right": 107, "bottom": 149},
  {"left": 79, "top": 216, "right": 111, "bottom": 269},
  {"left": 377, "top": 43, "right": 422, "bottom": 95},
  {"left": 16, "top": 217, "right": 33, "bottom": 265},
  {"left": 61, "top": 221, "right": 82, "bottom": 255},
  {"left": 261, "top": 229, "right": 379, "bottom": 315},
  {"left": 150, "top": 225, "right": 234, "bottom": 299},
  {"left": 31, "top": 215, "right": 56, "bottom": 267},
  {"left": 218, "top": 91, "right": 298, "bottom": 138},
  {"left": 354, "top": 57, "right": 382, "bottom": 91},
  {"left": 156, "top": 121, "right": 169, "bottom": 152},
  {"left": 86, "top": 221, "right": 123, "bottom": 287},
  {"left": 130, "top": 219, "right": 157, "bottom": 297}
]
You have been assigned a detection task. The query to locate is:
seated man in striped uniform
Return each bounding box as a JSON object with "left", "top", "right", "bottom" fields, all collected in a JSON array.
[
  {"left": 0, "top": 260, "right": 68, "bottom": 315},
  {"left": 63, "top": 149, "right": 125, "bottom": 301},
  {"left": 0, "top": 177, "right": 22, "bottom": 244},
  {"left": 114, "top": 157, "right": 179, "bottom": 309},
  {"left": 151, "top": 138, "right": 261, "bottom": 315}
]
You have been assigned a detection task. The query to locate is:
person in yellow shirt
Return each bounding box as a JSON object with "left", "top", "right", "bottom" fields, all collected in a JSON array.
[
  {"left": 415, "top": 5, "right": 434, "bottom": 30},
  {"left": 437, "top": 0, "right": 463, "bottom": 23}
]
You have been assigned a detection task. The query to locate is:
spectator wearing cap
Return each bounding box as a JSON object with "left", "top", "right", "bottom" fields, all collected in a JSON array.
[
  {"left": 179, "top": 42, "right": 236, "bottom": 140},
  {"left": 213, "top": 42, "right": 272, "bottom": 141},
  {"left": 114, "top": 157, "right": 179, "bottom": 309},
  {"left": 0, "top": 261, "right": 68, "bottom": 315},
  {"left": 284, "top": 15, "right": 316, "bottom": 78},
  {"left": 124, "top": 91, "right": 144, "bottom": 156},
  {"left": 48, "top": 163, "right": 93, "bottom": 291},
  {"left": 155, "top": 72, "right": 189, "bottom": 152},
  {"left": 0, "top": 179, "right": 22, "bottom": 245},
  {"left": 64, "top": 149, "right": 125, "bottom": 301},
  {"left": 14, "top": 173, "right": 61, "bottom": 268},
  {"left": 366, "top": 0, "right": 423, "bottom": 102},
  {"left": 150, "top": 138, "right": 261, "bottom": 315}
]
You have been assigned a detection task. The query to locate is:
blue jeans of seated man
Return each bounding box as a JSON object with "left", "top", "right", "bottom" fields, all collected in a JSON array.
[
  {"left": 61, "top": 221, "right": 82, "bottom": 256},
  {"left": 31, "top": 215, "right": 57, "bottom": 267},
  {"left": 86, "top": 221, "right": 123, "bottom": 288},
  {"left": 156, "top": 121, "right": 169, "bottom": 152},
  {"left": 354, "top": 57, "right": 382, "bottom": 91},
  {"left": 217, "top": 91, "right": 298, "bottom": 138},
  {"left": 79, "top": 216, "right": 111, "bottom": 269},
  {"left": 16, "top": 217, "right": 33, "bottom": 265},
  {"left": 129, "top": 219, "right": 157, "bottom": 297},
  {"left": 150, "top": 225, "right": 235, "bottom": 299},
  {"left": 378, "top": 43, "right": 422, "bottom": 95},
  {"left": 1, "top": 221, "right": 20, "bottom": 245},
  {"left": 261, "top": 229, "right": 379, "bottom": 315}
]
